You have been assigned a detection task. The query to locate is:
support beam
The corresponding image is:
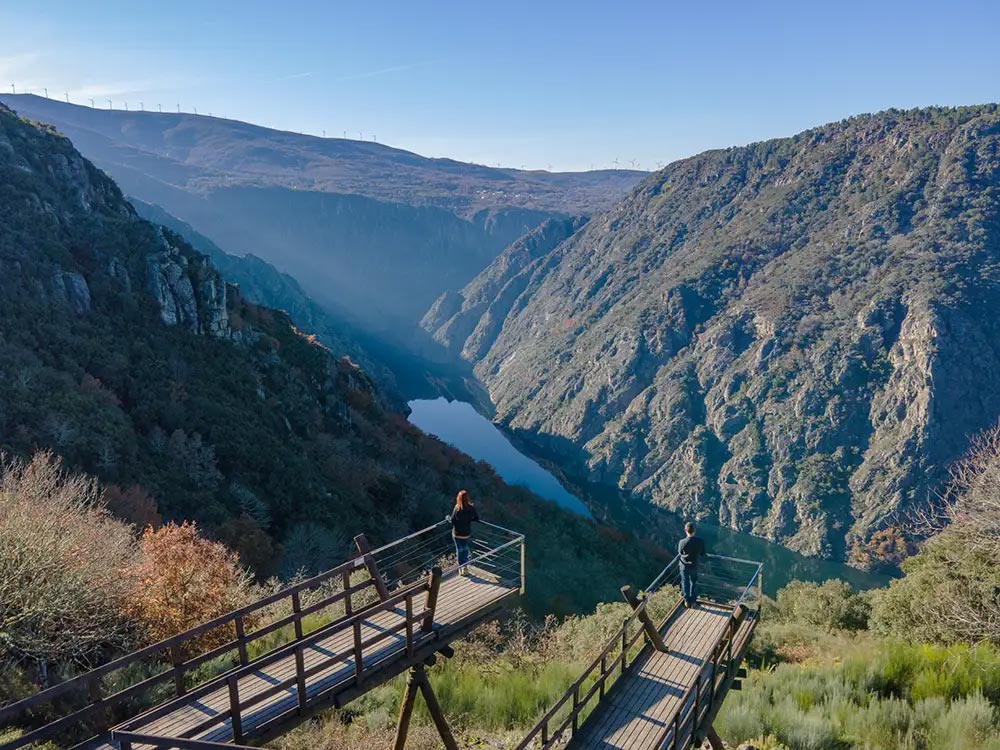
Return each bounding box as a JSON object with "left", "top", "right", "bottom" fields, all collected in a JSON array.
[
  {"left": 391, "top": 665, "right": 458, "bottom": 750},
  {"left": 355, "top": 534, "right": 391, "bottom": 601},
  {"left": 705, "top": 725, "right": 725, "bottom": 750},
  {"left": 392, "top": 669, "right": 421, "bottom": 750},
  {"left": 417, "top": 667, "right": 459, "bottom": 750},
  {"left": 620, "top": 585, "right": 668, "bottom": 653}
]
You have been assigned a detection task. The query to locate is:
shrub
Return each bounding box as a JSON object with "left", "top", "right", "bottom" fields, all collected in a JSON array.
[
  {"left": 129, "top": 522, "right": 253, "bottom": 656},
  {"left": 774, "top": 579, "right": 870, "bottom": 631},
  {"left": 0, "top": 452, "right": 137, "bottom": 665}
]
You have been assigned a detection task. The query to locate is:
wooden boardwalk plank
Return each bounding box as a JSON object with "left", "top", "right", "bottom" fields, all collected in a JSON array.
[{"left": 566, "top": 603, "right": 733, "bottom": 750}]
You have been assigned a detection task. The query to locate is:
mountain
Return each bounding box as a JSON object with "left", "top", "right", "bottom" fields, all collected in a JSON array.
[
  {"left": 428, "top": 105, "right": 1000, "bottom": 565},
  {"left": 0, "top": 95, "right": 644, "bottom": 335},
  {"left": 128, "top": 197, "right": 403, "bottom": 404},
  {"left": 0, "top": 102, "right": 662, "bottom": 614}
]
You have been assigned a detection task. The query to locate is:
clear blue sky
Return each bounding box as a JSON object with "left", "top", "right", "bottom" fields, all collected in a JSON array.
[{"left": 3, "top": 0, "right": 998, "bottom": 171}]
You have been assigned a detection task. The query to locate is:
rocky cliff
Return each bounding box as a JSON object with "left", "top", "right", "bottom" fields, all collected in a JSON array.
[
  {"left": 444, "top": 105, "right": 1000, "bottom": 564},
  {"left": 0, "top": 95, "right": 646, "bottom": 336}
]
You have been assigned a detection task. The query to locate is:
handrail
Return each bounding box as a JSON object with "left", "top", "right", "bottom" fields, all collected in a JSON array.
[
  {"left": 643, "top": 553, "right": 680, "bottom": 594},
  {"left": 653, "top": 572, "right": 761, "bottom": 750},
  {"left": 1, "top": 519, "right": 525, "bottom": 750},
  {"left": 515, "top": 598, "right": 652, "bottom": 750},
  {"left": 114, "top": 575, "right": 433, "bottom": 732},
  {"left": 113, "top": 730, "right": 266, "bottom": 750},
  {"left": 518, "top": 553, "right": 763, "bottom": 750}
]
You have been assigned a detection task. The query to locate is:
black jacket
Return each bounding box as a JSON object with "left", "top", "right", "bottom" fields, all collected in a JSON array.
[
  {"left": 678, "top": 535, "right": 706, "bottom": 570},
  {"left": 449, "top": 505, "right": 480, "bottom": 537}
]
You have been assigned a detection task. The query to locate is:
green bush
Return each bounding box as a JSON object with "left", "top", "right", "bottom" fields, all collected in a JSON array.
[{"left": 774, "top": 579, "right": 870, "bottom": 631}]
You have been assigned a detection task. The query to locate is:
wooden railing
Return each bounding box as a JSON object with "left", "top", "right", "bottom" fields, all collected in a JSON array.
[
  {"left": 514, "top": 595, "right": 668, "bottom": 750},
  {"left": 1, "top": 521, "right": 526, "bottom": 750},
  {"left": 111, "top": 570, "right": 439, "bottom": 745},
  {"left": 515, "top": 554, "right": 762, "bottom": 750},
  {"left": 655, "top": 605, "right": 755, "bottom": 750}
]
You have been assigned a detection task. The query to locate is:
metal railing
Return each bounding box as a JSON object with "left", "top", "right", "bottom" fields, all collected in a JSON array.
[
  {"left": 516, "top": 552, "right": 762, "bottom": 750},
  {"left": 1, "top": 520, "right": 524, "bottom": 750}
]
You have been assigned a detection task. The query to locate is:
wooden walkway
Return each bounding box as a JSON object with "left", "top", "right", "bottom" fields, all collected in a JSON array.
[
  {"left": 518, "top": 554, "right": 763, "bottom": 750},
  {"left": 108, "top": 569, "right": 513, "bottom": 748},
  {"left": 1, "top": 522, "right": 526, "bottom": 750},
  {"left": 568, "top": 603, "right": 752, "bottom": 750}
]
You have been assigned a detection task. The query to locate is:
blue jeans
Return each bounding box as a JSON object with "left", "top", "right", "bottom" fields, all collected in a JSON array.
[
  {"left": 680, "top": 567, "right": 698, "bottom": 605},
  {"left": 454, "top": 537, "right": 471, "bottom": 567}
]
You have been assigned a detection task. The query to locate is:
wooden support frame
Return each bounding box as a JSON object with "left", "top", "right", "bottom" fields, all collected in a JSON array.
[
  {"left": 621, "top": 585, "right": 668, "bottom": 653},
  {"left": 355, "top": 533, "right": 391, "bottom": 601},
  {"left": 392, "top": 664, "right": 458, "bottom": 750}
]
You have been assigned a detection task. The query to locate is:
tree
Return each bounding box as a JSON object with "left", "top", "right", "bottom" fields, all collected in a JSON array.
[
  {"left": 0, "top": 452, "right": 137, "bottom": 666},
  {"left": 870, "top": 420, "right": 1000, "bottom": 644},
  {"left": 129, "top": 522, "right": 253, "bottom": 656}
]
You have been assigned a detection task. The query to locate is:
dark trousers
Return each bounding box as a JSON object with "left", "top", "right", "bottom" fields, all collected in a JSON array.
[
  {"left": 680, "top": 567, "right": 698, "bottom": 605},
  {"left": 454, "top": 536, "right": 471, "bottom": 566}
]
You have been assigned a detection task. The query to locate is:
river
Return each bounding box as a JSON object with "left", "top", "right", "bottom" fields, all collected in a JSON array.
[{"left": 408, "top": 397, "right": 890, "bottom": 595}]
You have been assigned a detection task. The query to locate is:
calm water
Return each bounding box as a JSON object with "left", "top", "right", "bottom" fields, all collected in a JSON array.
[
  {"left": 408, "top": 398, "right": 592, "bottom": 517},
  {"left": 407, "top": 397, "right": 889, "bottom": 594}
]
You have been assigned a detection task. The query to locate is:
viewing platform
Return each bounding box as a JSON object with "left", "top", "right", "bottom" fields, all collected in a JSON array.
[
  {"left": 517, "top": 554, "right": 762, "bottom": 750},
  {"left": 0, "top": 521, "right": 525, "bottom": 750}
]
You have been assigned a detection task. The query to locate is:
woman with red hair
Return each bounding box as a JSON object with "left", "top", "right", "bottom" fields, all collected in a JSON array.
[{"left": 448, "top": 490, "right": 480, "bottom": 575}]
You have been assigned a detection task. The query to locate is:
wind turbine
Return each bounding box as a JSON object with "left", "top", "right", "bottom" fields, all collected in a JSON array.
[
  {"left": 322, "top": 129, "right": 326, "bottom": 137},
  {"left": 176, "top": 103, "right": 180, "bottom": 113},
  {"left": 64, "top": 92, "right": 69, "bottom": 103},
  {"left": 193, "top": 107, "right": 197, "bottom": 115},
  {"left": 613, "top": 158, "right": 619, "bottom": 170},
  {"left": 124, "top": 101, "right": 128, "bottom": 111},
  {"left": 107, "top": 100, "right": 112, "bottom": 109},
  {"left": 343, "top": 130, "right": 347, "bottom": 139},
  {"left": 9, "top": 84, "right": 14, "bottom": 94},
  {"left": 158, "top": 103, "right": 162, "bottom": 112},
  {"left": 43, "top": 87, "right": 48, "bottom": 98},
  {"left": 139, "top": 101, "right": 144, "bottom": 111},
  {"left": 90, "top": 98, "right": 95, "bottom": 108}
]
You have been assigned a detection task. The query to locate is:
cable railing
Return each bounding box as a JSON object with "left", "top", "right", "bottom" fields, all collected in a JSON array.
[{"left": 0, "top": 520, "right": 524, "bottom": 750}]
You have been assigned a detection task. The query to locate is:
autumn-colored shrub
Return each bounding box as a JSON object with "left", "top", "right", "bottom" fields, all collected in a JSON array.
[
  {"left": 0, "top": 452, "right": 137, "bottom": 665},
  {"left": 104, "top": 483, "right": 162, "bottom": 531},
  {"left": 129, "top": 522, "right": 254, "bottom": 656}
]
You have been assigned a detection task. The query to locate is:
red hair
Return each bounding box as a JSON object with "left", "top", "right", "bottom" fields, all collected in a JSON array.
[{"left": 455, "top": 490, "right": 471, "bottom": 510}]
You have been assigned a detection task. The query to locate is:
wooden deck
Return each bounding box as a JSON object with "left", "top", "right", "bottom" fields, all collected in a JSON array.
[
  {"left": 567, "top": 602, "right": 733, "bottom": 750},
  {"left": 105, "top": 568, "right": 514, "bottom": 748}
]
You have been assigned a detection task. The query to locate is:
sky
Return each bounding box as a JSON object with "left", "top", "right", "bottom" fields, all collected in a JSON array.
[{"left": 2, "top": 0, "right": 999, "bottom": 171}]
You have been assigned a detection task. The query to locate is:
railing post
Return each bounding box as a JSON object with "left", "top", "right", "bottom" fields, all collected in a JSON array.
[
  {"left": 421, "top": 566, "right": 442, "bottom": 633},
  {"left": 520, "top": 537, "right": 526, "bottom": 595},
  {"left": 600, "top": 655, "right": 607, "bottom": 698},
  {"left": 572, "top": 682, "right": 580, "bottom": 733},
  {"left": 621, "top": 617, "right": 629, "bottom": 674},
  {"left": 355, "top": 533, "right": 390, "bottom": 601},
  {"left": 405, "top": 594, "right": 414, "bottom": 657},
  {"left": 228, "top": 675, "right": 243, "bottom": 742},
  {"left": 344, "top": 569, "right": 353, "bottom": 616},
  {"left": 234, "top": 615, "right": 249, "bottom": 666},
  {"left": 119, "top": 739, "right": 133, "bottom": 750},
  {"left": 353, "top": 619, "right": 364, "bottom": 680},
  {"left": 170, "top": 643, "right": 185, "bottom": 696},
  {"left": 621, "top": 585, "right": 668, "bottom": 653},
  {"left": 295, "top": 643, "right": 308, "bottom": 712},
  {"left": 292, "top": 590, "right": 304, "bottom": 640}
]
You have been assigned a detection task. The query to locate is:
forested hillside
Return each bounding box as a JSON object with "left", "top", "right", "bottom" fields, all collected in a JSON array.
[
  {"left": 0, "top": 103, "right": 661, "bottom": 618},
  {"left": 433, "top": 105, "right": 1000, "bottom": 565}
]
